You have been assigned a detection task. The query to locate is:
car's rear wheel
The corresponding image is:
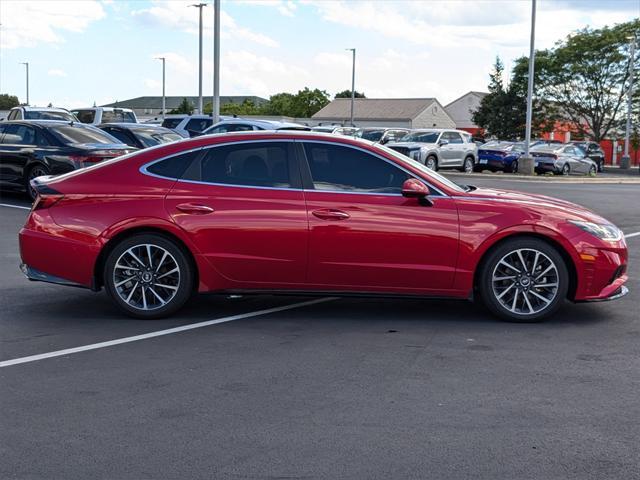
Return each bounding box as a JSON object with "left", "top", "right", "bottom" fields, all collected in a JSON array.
[
  {"left": 104, "top": 234, "right": 194, "bottom": 319},
  {"left": 26, "top": 164, "right": 49, "bottom": 201},
  {"left": 561, "top": 163, "right": 570, "bottom": 175},
  {"left": 461, "top": 156, "right": 474, "bottom": 173},
  {"left": 589, "top": 164, "right": 597, "bottom": 176},
  {"left": 510, "top": 160, "right": 519, "bottom": 173},
  {"left": 425, "top": 155, "right": 438, "bottom": 171},
  {"left": 478, "top": 238, "right": 569, "bottom": 322}
]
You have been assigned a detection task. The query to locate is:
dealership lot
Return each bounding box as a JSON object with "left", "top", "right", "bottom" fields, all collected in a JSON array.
[{"left": 1, "top": 179, "right": 639, "bottom": 480}]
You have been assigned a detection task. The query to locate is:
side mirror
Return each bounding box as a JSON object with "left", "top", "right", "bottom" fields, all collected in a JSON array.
[
  {"left": 402, "top": 179, "right": 430, "bottom": 199},
  {"left": 439, "top": 139, "right": 449, "bottom": 147}
]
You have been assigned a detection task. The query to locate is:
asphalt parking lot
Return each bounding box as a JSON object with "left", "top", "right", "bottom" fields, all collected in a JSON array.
[{"left": 1, "top": 179, "right": 639, "bottom": 480}]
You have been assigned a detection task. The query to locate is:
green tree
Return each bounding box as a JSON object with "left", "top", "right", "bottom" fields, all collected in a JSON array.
[
  {"left": 537, "top": 19, "right": 639, "bottom": 141},
  {"left": 0, "top": 94, "right": 20, "bottom": 109},
  {"left": 168, "top": 98, "right": 194, "bottom": 115},
  {"left": 260, "top": 92, "right": 295, "bottom": 116},
  {"left": 289, "top": 87, "right": 330, "bottom": 118},
  {"left": 472, "top": 57, "right": 517, "bottom": 138},
  {"left": 335, "top": 89, "right": 366, "bottom": 99}
]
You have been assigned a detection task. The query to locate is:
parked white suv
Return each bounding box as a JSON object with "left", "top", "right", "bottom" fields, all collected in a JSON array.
[
  {"left": 386, "top": 129, "right": 478, "bottom": 172},
  {"left": 4, "top": 106, "right": 77, "bottom": 122},
  {"left": 71, "top": 107, "right": 138, "bottom": 125},
  {"left": 161, "top": 114, "right": 215, "bottom": 138}
]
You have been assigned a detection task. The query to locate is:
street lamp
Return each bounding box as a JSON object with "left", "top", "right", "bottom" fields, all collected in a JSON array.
[
  {"left": 191, "top": 3, "right": 208, "bottom": 114},
  {"left": 155, "top": 57, "right": 166, "bottom": 120},
  {"left": 345, "top": 48, "right": 356, "bottom": 127},
  {"left": 620, "top": 34, "right": 636, "bottom": 170},
  {"left": 212, "top": 0, "right": 220, "bottom": 123},
  {"left": 20, "top": 62, "right": 29, "bottom": 105},
  {"left": 520, "top": 0, "right": 537, "bottom": 175}
]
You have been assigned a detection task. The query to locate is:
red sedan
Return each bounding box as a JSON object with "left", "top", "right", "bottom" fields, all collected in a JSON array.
[{"left": 19, "top": 132, "right": 628, "bottom": 322}]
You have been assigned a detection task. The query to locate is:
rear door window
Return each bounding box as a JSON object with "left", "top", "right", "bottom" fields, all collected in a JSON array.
[
  {"left": 302, "top": 142, "right": 409, "bottom": 194},
  {"left": 182, "top": 141, "right": 294, "bottom": 188},
  {"left": 2, "top": 124, "right": 38, "bottom": 145},
  {"left": 162, "top": 118, "right": 184, "bottom": 129},
  {"left": 72, "top": 110, "right": 96, "bottom": 123},
  {"left": 185, "top": 118, "right": 213, "bottom": 133}
]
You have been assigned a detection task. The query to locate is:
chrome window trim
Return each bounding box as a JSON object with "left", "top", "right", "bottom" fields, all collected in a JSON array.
[{"left": 139, "top": 137, "right": 448, "bottom": 197}]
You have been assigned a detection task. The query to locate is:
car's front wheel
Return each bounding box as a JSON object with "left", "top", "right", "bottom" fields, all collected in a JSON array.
[
  {"left": 461, "top": 156, "right": 474, "bottom": 173},
  {"left": 104, "top": 234, "right": 194, "bottom": 319},
  {"left": 510, "top": 160, "right": 519, "bottom": 173},
  {"left": 478, "top": 237, "right": 569, "bottom": 322},
  {"left": 425, "top": 155, "right": 438, "bottom": 171}
]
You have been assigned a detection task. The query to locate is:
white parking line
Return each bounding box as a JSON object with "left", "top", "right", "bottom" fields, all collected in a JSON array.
[
  {"left": 0, "top": 297, "right": 334, "bottom": 368},
  {"left": 0, "top": 203, "right": 31, "bottom": 211},
  {"left": 625, "top": 232, "right": 640, "bottom": 239}
]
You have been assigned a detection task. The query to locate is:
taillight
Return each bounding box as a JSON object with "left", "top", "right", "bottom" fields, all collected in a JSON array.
[
  {"left": 70, "top": 150, "right": 130, "bottom": 165},
  {"left": 32, "top": 194, "right": 64, "bottom": 211}
]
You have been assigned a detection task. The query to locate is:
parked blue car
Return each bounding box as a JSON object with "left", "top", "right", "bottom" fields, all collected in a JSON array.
[{"left": 476, "top": 141, "right": 525, "bottom": 172}]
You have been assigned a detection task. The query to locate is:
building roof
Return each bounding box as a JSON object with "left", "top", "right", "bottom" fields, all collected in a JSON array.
[
  {"left": 312, "top": 98, "right": 437, "bottom": 121},
  {"left": 444, "top": 91, "right": 488, "bottom": 108},
  {"left": 101, "top": 96, "right": 268, "bottom": 109}
]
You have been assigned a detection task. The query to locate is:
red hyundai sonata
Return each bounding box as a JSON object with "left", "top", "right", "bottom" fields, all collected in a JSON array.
[{"left": 19, "top": 132, "right": 628, "bottom": 322}]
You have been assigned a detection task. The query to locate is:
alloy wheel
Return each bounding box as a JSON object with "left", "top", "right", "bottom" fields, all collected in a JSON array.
[
  {"left": 464, "top": 158, "right": 474, "bottom": 173},
  {"left": 112, "top": 243, "right": 181, "bottom": 311},
  {"left": 562, "top": 164, "right": 570, "bottom": 175},
  {"left": 491, "top": 248, "right": 559, "bottom": 316},
  {"left": 27, "top": 165, "right": 49, "bottom": 199},
  {"left": 426, "top": 157, "right": 437, "bottom": 170}
]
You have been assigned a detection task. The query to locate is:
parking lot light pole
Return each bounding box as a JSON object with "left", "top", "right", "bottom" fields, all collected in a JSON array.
[
  {"left": 519, "top": 0, "right": 537, "bottom": 175},
  {"left": 346, "top": 48, "right": 356, "bottom": 127},
  {"left": 191, "top": 3, "right": 207, "bottom": 114},
  {"left": 620, "top": 35, "right": 636, "bottom": 170},
  {"left": 155, "top": 57, "right": 166, "bottom": 120},
  {"left": 212, "top": 0, "right": 220, "bottom": 123},
  {"left": 20, "top": 62, "right": 29, "bottom": 105}
]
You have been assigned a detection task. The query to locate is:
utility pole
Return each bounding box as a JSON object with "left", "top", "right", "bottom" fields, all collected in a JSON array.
[
  {"left": 212, "top": 0, "right": 220, "bottom": 123},
  {"left": 346, "top": 48, "right": 356, "bottom": 127},
  {"left": 520, "top": 0, "right": 537, "bottom": 175},
  {"left": 156, "top": 57, "right": 166, "bottom": 119},
  {"left": 191, "top": 3, "right": 207, "bottom": 114},
  {"left": 620, "top": 35, "right": 636, "bottom": 170},
  {"left": 20, "top": 62, "right": 29, "bottom": 105}
]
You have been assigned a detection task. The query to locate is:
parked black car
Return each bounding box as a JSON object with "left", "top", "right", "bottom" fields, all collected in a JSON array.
[
  {"left": 570, "top": 140, "right": 605, "bottom": 172},
  {"left": 0, "top": 121, "right": 134, "bottom": 199},
  {"left": 98, "top": 123, "right": 183, "bottom": 149}
]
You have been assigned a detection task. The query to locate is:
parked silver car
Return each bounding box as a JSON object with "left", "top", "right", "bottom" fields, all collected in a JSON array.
[
  {"left": 531, "top": 144, "right": 598, "bottom": 175},
  {"left": 386, "top": 129, "right": 478, "bottom": 172},
  {"left": 354, "top": 127, "right": 409, "bottom": 144}
]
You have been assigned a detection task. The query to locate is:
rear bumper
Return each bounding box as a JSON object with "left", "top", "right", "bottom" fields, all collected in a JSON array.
[{"left": 20, "top": 263, "right": 89, "bottom": 289}]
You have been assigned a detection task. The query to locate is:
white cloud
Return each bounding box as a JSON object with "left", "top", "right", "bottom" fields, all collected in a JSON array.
[
  {"left": 131, "top": 1, "right": 279, "bottom": 47},
  {"left": 47, "top": 69, "right": 68, "bottom": 77},
  {"left": 0, "top": 0, "right": 106, "bottom": 49},
  {"left": 237, "top": 0, "right": 297, "bottom": 17}
]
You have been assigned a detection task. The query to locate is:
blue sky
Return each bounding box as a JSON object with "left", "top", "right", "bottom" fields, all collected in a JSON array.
[{"left": 0, "top": 0, "right": 638, "bottom": 109}]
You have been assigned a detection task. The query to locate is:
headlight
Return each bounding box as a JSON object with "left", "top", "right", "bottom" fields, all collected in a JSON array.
[{"left": 569, "top": 220, "right": 623, "bottom": 241}]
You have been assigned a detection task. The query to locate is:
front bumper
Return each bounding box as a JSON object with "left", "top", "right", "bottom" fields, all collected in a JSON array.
[{"left": 577, "top": 285, "right": 629, "bottom": 303}]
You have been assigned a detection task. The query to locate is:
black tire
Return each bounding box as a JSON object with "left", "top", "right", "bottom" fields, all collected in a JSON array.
[
  {"left": 25, "top": 164, "right": 49, "bottom": 201},
  {"left": 477, "top": 237, "right": 569, "bottom": 323},
  {"left": 425, "top": 155, "right": 438, "bottom": 171},
  {"left": 103, "top": 233, "right": 194, "bottom": 319},
  {"left": 589, "top": 165, "right": 597, "bottom": 176},
  {"left": 597, "top": 159, "right": 604, "bottom": 173},
  {"left": 510, "top": 160, "right": 519, "bottom": 173},
  {"left": 561, "top": 163, "right": 570, "bottom": 176},
  {"left": 461, "top": 156, "right": 474, "bottom": 173}
]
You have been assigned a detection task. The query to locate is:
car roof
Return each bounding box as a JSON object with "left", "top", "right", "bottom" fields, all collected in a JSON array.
[
  {"left": 98, "top": 122, "right": 174, "bottom": 131},
  {"left": 14, "top": 106, "right": 71, "bottom": 112},
  {"left": 1, "top": 120, "right": 95, "bottom": 128},
  {"left": 72, "top": 107, "right": 134, "bottom": 112},
  {"left": 212, "top": 119, "right": 308, "bottom": 129}
]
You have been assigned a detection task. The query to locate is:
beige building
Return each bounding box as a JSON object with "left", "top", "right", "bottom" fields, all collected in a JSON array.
[
  {"left": 444, "top": 91, "right": 488, "bottom": 133},
  {"left": 312, "top": 98, "right": 456, "bottom": 128}
]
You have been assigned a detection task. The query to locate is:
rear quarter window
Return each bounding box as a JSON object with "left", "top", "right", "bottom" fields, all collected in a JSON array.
[{"left": 145, "top": 150, "right": 200, "bottom": 179}]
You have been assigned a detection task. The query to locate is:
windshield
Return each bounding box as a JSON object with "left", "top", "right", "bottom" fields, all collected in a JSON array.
[
  {"left": 25, "top": 110, "right": 75, "bottom": 121},
  {"left": 399, "top": 131, "right": 439, "bottom": 143},
  {"left": 135, "top": 129, "right": 183, "bottom": 148},
  {"left": 355, "top": 129, "right": 385, "bottom": 142},
  {"left": 50, "top": 125, "right": 122, "bottom": 145},
  {"left": 377, "top": 144, "right": 466, "bottom": 194}
]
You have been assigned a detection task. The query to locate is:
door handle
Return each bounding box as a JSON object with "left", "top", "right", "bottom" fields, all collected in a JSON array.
[
  {"left": 312, "top": 209, "right": 350, "bottom": 221},
  {"left": 176, "top": 203, "right": 215, "bottom": 215}
]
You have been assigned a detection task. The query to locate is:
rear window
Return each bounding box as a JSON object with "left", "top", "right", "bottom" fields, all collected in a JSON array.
[
  {"left": 185, "top": 118, "right": 212, "bottom": 132},
  {"left": 102, "top": 110, "right": 136, "bottom": 123},
  {"left": 162, "top": 118, "right": 183, "bottom": 129},
  {"left": 24, "top": 110, "right": 74, "bottom": 121},
  {"left": 50, "top": 125, "right": 121, "bottom": 145},
  {"left": 356, "top": 130, "right": 385, "bottom": 142},
  {"left": 135, "top": 129, "right": 183, "bottom": 148},
  {"left": 72, "top": 110, "right": 96, "bottom": 123}
]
